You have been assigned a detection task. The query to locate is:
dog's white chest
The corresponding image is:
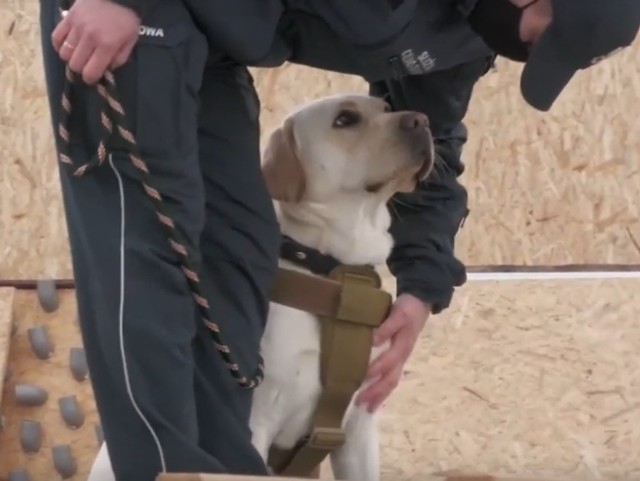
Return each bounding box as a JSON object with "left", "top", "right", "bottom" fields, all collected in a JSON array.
[{"left": 250, "top": 301, "right": 324, "bottom": 453}]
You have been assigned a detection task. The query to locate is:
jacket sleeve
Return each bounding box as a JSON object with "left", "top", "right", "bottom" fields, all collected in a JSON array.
[
  {"left": 109, "top": 0, "right": 162, "bottom": 18},
  {"left": 368, "top": 54, "right": 495, "bottom": 314}
]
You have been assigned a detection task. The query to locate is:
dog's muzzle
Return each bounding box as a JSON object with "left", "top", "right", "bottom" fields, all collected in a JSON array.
[{"left": 398, "top": 112, "right": 434, "bottom": 180}]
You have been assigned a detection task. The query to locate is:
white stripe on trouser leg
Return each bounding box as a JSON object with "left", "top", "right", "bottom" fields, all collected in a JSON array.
[{"left": 109, "top": 154, "right": 167, "bottom": 473}]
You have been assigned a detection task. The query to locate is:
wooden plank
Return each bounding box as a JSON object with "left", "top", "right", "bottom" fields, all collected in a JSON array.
[
  {"left": 2, "top": 279, "right": 640, "bottom": 480},
  {"left": 2, "top": 263, "right": 640, "bottom": 291},
  {"left": 156, "top": 472, "right": 584, "bottom": 481},
  {"left": 0, "top": 287, "right": 16, "bottom": 408}
]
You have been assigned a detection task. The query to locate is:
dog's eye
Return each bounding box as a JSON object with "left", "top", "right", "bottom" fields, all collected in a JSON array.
[{"left": 333, "top": 110, "right": 361, "bottom": 128}]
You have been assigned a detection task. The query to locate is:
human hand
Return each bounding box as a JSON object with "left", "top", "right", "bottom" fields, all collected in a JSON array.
[
  {"left": 52, "top": 0, "right": 141, "bottom": 84},
  {"left": 356, "top": 293, "right": 431, "bottom": 413}
]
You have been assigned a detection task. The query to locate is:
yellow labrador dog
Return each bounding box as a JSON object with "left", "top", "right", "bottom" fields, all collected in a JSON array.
[
  {"left": 86, "top": 94, "right": 433, "bottom": 481},
  {"left": 250, "top": 94, "right": 434, "bottom": 480}
]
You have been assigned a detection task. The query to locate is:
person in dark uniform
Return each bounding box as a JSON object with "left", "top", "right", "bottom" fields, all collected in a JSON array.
[
  {"left": 261, "top": 0, "right": 640, "bottom": 415},
  {"left": 39, "top": 0, "right": 286, "bottom": 480},
  {"left": 37, "top": 0, "right": 639, "bottom": 480}
]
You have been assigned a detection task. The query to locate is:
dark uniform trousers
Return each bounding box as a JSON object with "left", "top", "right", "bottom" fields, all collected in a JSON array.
[{"left": 38, "top": 1, "right": 279, "bottom": 480}]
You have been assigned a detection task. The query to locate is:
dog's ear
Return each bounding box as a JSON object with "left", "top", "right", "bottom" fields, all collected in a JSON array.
[{"left": 262, "top": 119, "right": 306, "bottom": 203}]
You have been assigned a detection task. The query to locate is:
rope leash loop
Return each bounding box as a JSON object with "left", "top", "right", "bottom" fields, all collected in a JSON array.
[{"left": 56, "top": 65, "right": 265, "bottom": 389}]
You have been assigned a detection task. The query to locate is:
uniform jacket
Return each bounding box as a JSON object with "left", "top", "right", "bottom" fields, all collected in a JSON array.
[
  {"left": 263, "top": 0, "right": 494, "bottom": 314},
  {"left": 111, "top": 0, "right": 494, "bottom": 314}
]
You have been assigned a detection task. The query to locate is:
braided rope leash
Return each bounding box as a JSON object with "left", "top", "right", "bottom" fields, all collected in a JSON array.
[{"left": 56, "top": 65, "right": 265, "bottom": 389}]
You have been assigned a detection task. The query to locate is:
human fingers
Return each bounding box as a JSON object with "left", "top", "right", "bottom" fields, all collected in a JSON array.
[
  {"left": 58, "top": 26, "right": 83, "bottom": 64},
  {"left": 366, "top": 342, "right": 404, "bottom": 381},
  {"left": 82, "top": 45, "right": 117, "bottom": 85},
  {"left": 368, "top": 324, "right": 416, "bottom": 380},
  {"left": 110, "top": 37, "right": 137, "bottom": 70},
  {"left": 373, "top": 308, "right": 406, "bottom": 347},
  {"left": 51, "top": 14, "right": 72, "bottom": 54},
  {"left": 68, "top": 32, "right": 97, "bottom": 74},
  {"left": 357, "top": 364, "right": 404, "bottom": 413}
]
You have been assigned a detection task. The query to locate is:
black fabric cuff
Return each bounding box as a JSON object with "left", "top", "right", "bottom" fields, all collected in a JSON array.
[
  {"left": 395, "top": 265, "right": 467, "bottom": 315},
  {"left": 396, "top": 280, "right": 451, "bottom": 315}
]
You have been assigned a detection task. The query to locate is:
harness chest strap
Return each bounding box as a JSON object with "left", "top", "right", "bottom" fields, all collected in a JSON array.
[{"left": 268, "top": 266, "right": 393, "bottom": 476}]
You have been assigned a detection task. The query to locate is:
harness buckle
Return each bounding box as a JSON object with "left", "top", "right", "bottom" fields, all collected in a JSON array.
[
  {"left": 307, "top": 427, "right": 347, "bottom": 449},
  {"left": 332, "top": 268, "right": 392, "bottom": 328}
]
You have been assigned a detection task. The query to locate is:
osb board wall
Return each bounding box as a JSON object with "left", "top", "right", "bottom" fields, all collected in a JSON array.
[
  {"left": 378, "top": 277, "right": 640, "bottom": 481},
  {"left": 1, "top": 279, "right": 640, "bottom": 481},
  {"left": 1, "top": 2, "right": 70, "bottom": 280},
  {"left": 2, "top": 0, "right": 640, "bottom": 280}
]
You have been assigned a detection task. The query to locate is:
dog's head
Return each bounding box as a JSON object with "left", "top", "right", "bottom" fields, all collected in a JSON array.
[{"left": 262, "top": 94, "right": 434, "bottom": 204}]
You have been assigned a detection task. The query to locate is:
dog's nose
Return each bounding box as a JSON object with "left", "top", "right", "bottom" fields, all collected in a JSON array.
[{"left": 399, "top": 112, "right": 429, "bottom": 131}]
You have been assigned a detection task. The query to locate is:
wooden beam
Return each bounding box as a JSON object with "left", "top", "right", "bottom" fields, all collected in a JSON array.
[
  {"left": 156, "top": 472, "right": 586, "bottom": 481},
  {"left": 0, "top": 288, "right": 16, "bottom": 409}
]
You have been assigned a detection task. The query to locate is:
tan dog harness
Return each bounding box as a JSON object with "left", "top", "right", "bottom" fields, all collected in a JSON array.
[{"left": 267, "top": 264, "right": 393, "bottom": 476}]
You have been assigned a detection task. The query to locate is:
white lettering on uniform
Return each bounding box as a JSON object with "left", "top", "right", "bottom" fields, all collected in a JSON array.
[
  {"left": 401, "top": 49, "right": 437, "bottom": 75},
  {"left": 417, "top": 51, "right": 436, "bottom": 71},
  {"left": 139, "top": 26, "right": 165, "bottom": 38}
]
